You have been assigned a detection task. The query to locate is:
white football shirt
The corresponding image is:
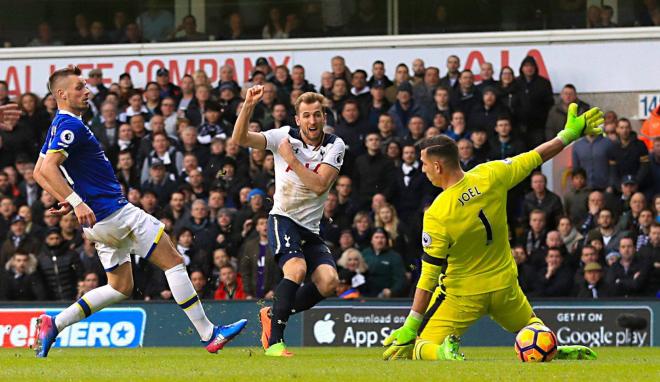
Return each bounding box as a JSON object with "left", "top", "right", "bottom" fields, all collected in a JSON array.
[{"left": 261, "top": 126, "right": 346, "bottom": 233}]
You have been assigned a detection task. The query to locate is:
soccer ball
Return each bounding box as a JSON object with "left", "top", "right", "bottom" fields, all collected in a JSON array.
[{"left": 514, "top": 323, "right": 558, "bottom": 362}]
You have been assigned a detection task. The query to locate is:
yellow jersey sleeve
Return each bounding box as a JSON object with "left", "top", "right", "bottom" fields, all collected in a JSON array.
[
  {"left": 417, "top": 212, "right": 450, "bottom": 292},
  {"left": 480, "top": 150, "right": 542, "bottom": 190}
]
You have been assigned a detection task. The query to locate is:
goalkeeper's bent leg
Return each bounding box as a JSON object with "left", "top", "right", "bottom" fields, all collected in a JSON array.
[
  {"left": 413, "top": 336, "right": 464, "bottom": 361},
  {"left": 413, "top": 339, "right": 441, "bottom": 360}
]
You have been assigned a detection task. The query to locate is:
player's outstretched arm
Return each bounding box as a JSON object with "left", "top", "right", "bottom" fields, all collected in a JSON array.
[
  {"left": 232, "top": 85, "right": 266, "bottom": 149},
  {"left": 535, "top": 103, "right": 604, "bottom": 162},
  {"left": 34, "top": 152, "right": 96, "bottom": 227}
]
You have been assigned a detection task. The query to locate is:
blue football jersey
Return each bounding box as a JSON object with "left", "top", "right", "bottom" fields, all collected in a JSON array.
[{"left": 40, "top": 111, "right": 127, "bottom": 221}]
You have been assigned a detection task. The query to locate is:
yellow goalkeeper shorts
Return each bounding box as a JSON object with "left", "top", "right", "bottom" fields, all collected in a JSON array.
[{"left": 417, "top": 284, "right": 534, "bottom": 344}]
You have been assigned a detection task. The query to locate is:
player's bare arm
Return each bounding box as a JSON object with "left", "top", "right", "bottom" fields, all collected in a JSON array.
[
  {"left": 410, "top": 288, "right": 433, "bottom": 318},
  {"left": 535, "top": 103, "right": 604, "bottom": 162},
  {"left": 34, "top": 151, "right": 96, "bottom": 227},
  {"left": 232, "top": 85, "right": 267, "bottom": 149},
  {"left": 278, "top": 137, "right": 339, "bottom": 195}
]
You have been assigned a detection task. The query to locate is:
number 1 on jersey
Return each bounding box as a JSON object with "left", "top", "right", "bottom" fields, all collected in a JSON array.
[{"left": 478, "top": 209, "right": 493, "bottom": 245}]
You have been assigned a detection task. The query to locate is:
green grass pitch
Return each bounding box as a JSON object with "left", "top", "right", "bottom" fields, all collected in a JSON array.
[{"left": 2, "top": 347, "right": 660, "bottom": 381}]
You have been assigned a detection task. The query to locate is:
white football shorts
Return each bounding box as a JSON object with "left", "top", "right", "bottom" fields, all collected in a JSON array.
[{"left": 82, "top": 203, "right": 165, "bottom": 272}]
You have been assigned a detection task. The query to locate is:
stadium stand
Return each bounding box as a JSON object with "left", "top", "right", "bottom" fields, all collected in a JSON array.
[{"left": 0, "top": 1, "right": 659, "bottom": 303}]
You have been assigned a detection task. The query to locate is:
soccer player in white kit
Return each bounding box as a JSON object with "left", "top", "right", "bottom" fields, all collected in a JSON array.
[
  {"left": 232, "top": 85, "right": 346, "bottom": 356},
  {"left": 32, "top": 66, "right": 247, "bottom": 357}
]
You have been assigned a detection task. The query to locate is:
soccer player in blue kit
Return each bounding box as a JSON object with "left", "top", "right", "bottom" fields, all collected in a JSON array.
[{"left": 32, "top": 66, "right": 247, "bottom": 357}]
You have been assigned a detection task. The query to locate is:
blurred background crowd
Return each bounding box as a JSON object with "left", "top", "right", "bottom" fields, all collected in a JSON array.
[
  {"left": 1, "top": 0, "right": 659, "bottom": 47},
  {"left": 0, "top": 0, "right": 659, "bottom": 303}
]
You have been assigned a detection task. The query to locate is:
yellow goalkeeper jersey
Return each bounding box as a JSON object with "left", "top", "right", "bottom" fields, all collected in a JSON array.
[{"left": 418, "top": 150, "right": 543, "bottom": 296}]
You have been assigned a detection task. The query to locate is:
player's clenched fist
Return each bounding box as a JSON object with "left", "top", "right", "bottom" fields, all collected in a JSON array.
[
  {"left": 278, "top": 138, "right": 296, "bottom": 165},
  {"left": 244, "top": 85, "right": 264, "bottom": 105}
]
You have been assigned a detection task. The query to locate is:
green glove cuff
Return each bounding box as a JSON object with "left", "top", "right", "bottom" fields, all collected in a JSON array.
[
  {"left": 404, "top": 312, "right": 423, "bottom": 331},
  {"left": 556, "top": 130, "right": 576, "bottom": 146}
]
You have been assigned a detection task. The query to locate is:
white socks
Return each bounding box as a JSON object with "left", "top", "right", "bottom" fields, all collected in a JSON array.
[
  {"left": 54, "top": 264, "right": 214, "bottom": 342},
  {"left": 55, "top": 285, "right": 128, "bottom": 331},
  {"left": 165, "top": 263, "right": 214, "bottom": 341}
]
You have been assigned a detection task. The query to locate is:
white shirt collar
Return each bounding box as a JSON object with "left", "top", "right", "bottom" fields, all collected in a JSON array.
[{"left": 58, "top": 110, "right": 82, "bottom": 120}]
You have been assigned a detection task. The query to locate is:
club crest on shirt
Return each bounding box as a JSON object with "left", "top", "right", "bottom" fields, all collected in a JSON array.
[
  {"left": 335, "top": 153, "right": 343, "bottom": 165},
  {"left": 422, "top": 232, "right": 431, "bottom": 247},
  {"left": 502, "top": 158, "right": 512, "bottom": 165}
]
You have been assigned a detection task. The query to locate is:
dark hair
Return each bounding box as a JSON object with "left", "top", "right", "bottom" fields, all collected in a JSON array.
[
  {"left": 220, "top": 264, "right": 235, "bottom": 272},
  {"left": 48, "top": 66, "right": 82, "bottom": 94},
  {"left": 189, "top": 268, "right": 206, "bottom": 277},
  {"left": 417, "top": 135, "right": 459, "bottom": 169},
  {"left": 571, "top": 167, "right": 587, "bottom": 178},
  {"left": 373, "top": 60, "right": 384, "bottom": 67},
  {"left": 292, "top": 64, "right": 305, "bottom": 71},
  {"left": 546, "top": 247, "right": 563, "bottom": 257},
  {"left": 531, "top": 170, "right": 546, "bottom": 183},
  {"left": 152, "top": 131, "right": 168, "bottom": 140},
  {"left": 496, "top": 115, "right": 512, "bottom": 124},
  {"left": 176, "top": 227, "right": 193, "bottom": 240},
  {"left": 581, "top": 244, "right": 596, "bottom": 253},
  {"left": 353, "top": 69, "right": 367, "bottom": 78},
  {"left": 434, "top": 86, "right": 450, "bottom": 95},
  {"left": 272, "top": 101, "right": 288, "bottom": 110},
  {"left": 249, "top": 119, "right": 263, "bottom": 130},
  {"left": 117, "top": 149, "right": 133, "bottom": 158},
  {"left": 145, "top": 81, "right": 159, "bottom": 90},
  {"left": 343, "top": 99, "right": 360, "bottom": 110},
  {"left": 618, "top": 118, "right": 631, "bottom": 127},
  {"left": 530, "top": 209, "right": 546, "bottom": 217},
  {"left": 83, "top": 270, "right": 100, "bottom": 279},
  {"left": 558, "top": 215, "right": 572, "bottom": 223},
  {"left": 620, "top": 236, "right": 635, "bottom": 245},
  {"left": 499, "top": 65, "right": 514, "bottom": 77},
  {"left": 396, "top": 63, "right": 409, "bottom": 71},
  {"left": 563, "top": 83, "right": 576, "bottom": 92}
]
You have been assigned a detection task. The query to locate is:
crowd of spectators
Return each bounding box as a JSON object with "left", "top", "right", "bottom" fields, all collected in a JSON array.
[
  {"left": 0, "top": 48, "right": 659, "bottom": 303},
  {"left": 4, "top": 1, "right": 660, "bottom": 48}
]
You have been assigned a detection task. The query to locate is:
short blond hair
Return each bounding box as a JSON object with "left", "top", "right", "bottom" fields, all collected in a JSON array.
[
  {"left": 294, "top": 92, "right": 326, "bottom": 114},
  {"left": 336, "top": 248, "right": 368, "bottom": 273}
]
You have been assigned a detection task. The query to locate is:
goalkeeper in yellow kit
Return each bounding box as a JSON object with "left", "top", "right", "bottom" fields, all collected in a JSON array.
[{"left": 383, "top": 104, "right": 604, "bottom": 361}]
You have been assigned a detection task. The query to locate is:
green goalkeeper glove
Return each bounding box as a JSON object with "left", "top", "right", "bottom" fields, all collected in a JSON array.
[
  {"left": 382, "top": 313, "right": 422, "bottom": 361},
  {"left": 556, "top": 103, "right": 605, "bottom": 145}
]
